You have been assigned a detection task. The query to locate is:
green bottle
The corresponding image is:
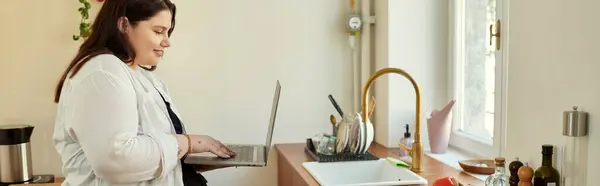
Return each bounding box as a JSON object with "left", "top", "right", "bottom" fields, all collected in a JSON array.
[{"left": 533, "top": 145, "right": 560, "bottom": 186}]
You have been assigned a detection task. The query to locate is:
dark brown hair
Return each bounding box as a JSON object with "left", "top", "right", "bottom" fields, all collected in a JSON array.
[{"left": 54, "top": 0, "right": 176, "bottom": 103}]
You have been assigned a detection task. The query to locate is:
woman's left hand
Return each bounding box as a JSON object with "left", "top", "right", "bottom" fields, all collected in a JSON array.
[{"left": 193, "top": 165, "right": 235, "bottom": 172}]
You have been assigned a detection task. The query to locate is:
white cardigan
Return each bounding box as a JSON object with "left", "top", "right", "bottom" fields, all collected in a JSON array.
[{"left": 53, "top": 54, "right": 187, "bottom": 186}]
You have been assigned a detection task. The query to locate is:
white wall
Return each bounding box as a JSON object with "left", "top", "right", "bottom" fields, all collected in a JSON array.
[
  {"left": 0, "top": 0, "right": 84, "bottom": 178},
  {"left": 503, "top": 0, "right": 599, "bottom": 185},
  {"left": 375, "top": 0, "right": 598, "bottom": 184},
  {"left": 4, "top": 0, "right": 597, "bottom": 185},
  {"left": 0, "top": 1, "right": 354, "bottom": 186},
  {"left": 373, "top": 0, "right": 449, "bottom": 147}
]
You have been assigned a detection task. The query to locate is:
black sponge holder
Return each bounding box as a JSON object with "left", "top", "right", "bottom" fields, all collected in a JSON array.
[{"left": 305, "top": 138, "right": 379, "bottom": 162}]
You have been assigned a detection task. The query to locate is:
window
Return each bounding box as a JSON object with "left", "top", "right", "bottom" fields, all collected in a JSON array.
[{"left": 449, "top": 0, "right": 507, "bottom": 158}]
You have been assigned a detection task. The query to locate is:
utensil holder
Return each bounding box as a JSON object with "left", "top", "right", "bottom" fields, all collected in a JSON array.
[{"left": 332, "top": 125, "right": 338, "bottom": 137}]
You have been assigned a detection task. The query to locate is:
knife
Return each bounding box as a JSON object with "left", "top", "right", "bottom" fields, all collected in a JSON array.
[{"left": 328, "top": 94, "right": 344, "bottom": 117}]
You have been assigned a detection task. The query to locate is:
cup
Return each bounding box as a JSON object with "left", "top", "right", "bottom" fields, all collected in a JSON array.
[{"left": 315, "top": 133, "right": 336, "bottom": 155}]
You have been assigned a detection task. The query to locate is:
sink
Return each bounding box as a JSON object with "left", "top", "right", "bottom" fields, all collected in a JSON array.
[{"left": 302, "top": 158, "right": 428, "bottom": 186}]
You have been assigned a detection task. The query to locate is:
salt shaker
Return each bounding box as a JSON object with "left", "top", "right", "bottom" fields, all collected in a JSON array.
[{"left": 517, "top": 163, "right": 533, "bottom": 186}]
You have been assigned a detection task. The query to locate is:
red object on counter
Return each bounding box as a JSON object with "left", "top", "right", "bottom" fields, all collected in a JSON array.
[{"left": 432, "top": 176, "right": 463, "bottom": 186}]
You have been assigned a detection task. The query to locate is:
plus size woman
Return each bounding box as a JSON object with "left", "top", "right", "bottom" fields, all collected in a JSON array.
[{"left": 52, "top": 0, "right": 236, "bottom": 185}]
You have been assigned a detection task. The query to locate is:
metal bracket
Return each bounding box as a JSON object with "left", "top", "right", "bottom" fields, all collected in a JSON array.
[{"left": 365, "top": 16, "right": 376, "bottom": 24}]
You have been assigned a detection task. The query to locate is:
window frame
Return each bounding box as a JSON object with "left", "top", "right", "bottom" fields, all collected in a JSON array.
[{"left": 447, "top": 0, "right": 509, "bottom": 158}]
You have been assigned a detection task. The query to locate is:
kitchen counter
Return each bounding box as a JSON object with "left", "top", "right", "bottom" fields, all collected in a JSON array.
[
  {"left": 275, "top": 143, "right": 484, "bottom": 186},
  {"left": 10, "top": 177, "right": 64, "bottom": 186}
]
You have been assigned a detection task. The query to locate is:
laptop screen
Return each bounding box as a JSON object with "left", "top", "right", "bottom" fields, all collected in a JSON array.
[{"left": 264, "top": 80, "right": 281, "bottom": 153}]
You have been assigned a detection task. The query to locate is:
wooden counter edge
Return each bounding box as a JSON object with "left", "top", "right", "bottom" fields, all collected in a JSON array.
[
  {"left": 276, "top": 144, "right": 321, "bottom": 186},
  {"left": 275, "top": 143, "right": 484, "bottom": 186},
  {"left": 9, "top": 177, "right": 64, "bottom": 186}
]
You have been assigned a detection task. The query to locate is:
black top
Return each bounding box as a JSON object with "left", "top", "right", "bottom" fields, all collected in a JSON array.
[
  {"left": 542, "top": 144, "right": 554, "bottom": 155},
  {"left": 0, "top": 124, "right": 34, "bottom": 145},
  {"left": 157, "top": 92, "right": 208, "bottom": 186}
]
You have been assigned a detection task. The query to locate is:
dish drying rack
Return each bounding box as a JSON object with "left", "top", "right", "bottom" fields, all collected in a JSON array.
[{"left": 305, "top": 138, "right": 378, "bottom": 162}]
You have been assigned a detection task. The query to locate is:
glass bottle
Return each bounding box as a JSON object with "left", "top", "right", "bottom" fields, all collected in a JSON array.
[
  {"left": 398, "top": 124, "right": 413, "bottom": 157},
  {"left": 533, "top": 145, "right": 560, "bottom": 186},
  {"left": 485, "top": 157, "right": 509, "bottom": 186}
]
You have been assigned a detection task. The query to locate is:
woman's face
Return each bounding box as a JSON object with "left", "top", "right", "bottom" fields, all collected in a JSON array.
[{"left": 125, "top": 10, "right": 172, "bottom": 67}]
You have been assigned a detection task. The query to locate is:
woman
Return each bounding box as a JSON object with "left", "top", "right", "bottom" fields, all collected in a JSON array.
[{"left": 52, "top": 0, "right": 236, "bottom": 185}]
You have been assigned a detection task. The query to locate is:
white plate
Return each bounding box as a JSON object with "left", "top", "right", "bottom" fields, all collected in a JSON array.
[
  {"left": 335, "top": 120, "right": 349, "bottom": 153},
  {"left": 355, "top": 113, "right": 366, "bottom": 153},
  {"left": 363, "top": 119, "right": 374, "bottom": 153}
]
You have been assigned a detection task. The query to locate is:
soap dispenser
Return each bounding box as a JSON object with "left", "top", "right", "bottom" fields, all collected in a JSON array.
[{"left": 398, "top": 124, "right": 414, "bottom": 157}]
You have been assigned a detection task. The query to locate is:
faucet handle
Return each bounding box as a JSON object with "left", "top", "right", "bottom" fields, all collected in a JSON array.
[{"left": 398, "top": 142, "right": 412, "bottom": 153}]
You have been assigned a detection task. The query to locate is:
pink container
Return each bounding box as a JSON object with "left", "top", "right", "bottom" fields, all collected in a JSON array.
[{"left": 427, "top": 100, "right": 455, "bottom": 154}]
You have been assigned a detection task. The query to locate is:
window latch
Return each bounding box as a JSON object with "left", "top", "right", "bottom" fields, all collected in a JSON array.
[{"left": 489, "top": 20, "right": 501, "bottom": 51}]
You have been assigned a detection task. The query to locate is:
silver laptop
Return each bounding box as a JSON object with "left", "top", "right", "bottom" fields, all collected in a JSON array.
[{"left": 184, "top": 80, "right": 281, "bottom": 167}]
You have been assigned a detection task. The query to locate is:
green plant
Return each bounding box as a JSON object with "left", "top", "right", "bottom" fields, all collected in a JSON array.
[{"left": 73, "top": 0, "right": 92, "bottom": 41}]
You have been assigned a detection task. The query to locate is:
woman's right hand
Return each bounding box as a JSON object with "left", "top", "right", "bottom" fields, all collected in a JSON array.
[{"left": 187, "top": 134, "right": 237, "bottom": 158}]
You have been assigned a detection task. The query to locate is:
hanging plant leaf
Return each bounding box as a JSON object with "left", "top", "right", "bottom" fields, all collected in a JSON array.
[{"left": 73, "top": 0, "right": 101, "bottom": 41}]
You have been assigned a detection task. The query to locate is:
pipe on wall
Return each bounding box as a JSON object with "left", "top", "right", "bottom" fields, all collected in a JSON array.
[{"left": 351, "top": 0, "right": 375, "bottom": 113}]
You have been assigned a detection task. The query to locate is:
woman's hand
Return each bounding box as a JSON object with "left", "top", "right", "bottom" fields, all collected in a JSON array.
[{"left": 189, "top": 135, "right": 237, "bottom": 158}]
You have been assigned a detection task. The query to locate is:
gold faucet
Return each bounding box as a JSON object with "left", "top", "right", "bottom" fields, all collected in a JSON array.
[{"left": 360, "top": 67, "right": 423, "bottom": 173}]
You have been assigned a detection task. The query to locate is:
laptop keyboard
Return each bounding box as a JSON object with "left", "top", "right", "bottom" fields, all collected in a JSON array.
[{"left": 226, "top": 145, "right": 255, "bottom": 162}]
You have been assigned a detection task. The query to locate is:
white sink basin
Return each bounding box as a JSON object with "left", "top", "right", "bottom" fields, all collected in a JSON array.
[{"left": 302, "top": 158, "right": 428, "bottom": 186}]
